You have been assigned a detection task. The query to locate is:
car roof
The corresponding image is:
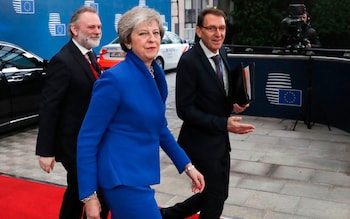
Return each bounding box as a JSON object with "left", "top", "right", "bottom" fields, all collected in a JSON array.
[
  {"left": 0, "top": 41, "right": 44, "bottom": 62},
  {"left": 0, "top": 41, "right": 23, "bottom": 48}
]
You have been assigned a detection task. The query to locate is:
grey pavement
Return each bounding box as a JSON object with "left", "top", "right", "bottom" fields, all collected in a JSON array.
[{"left": 0, "top": 72, "right": 349, "bottom": 219}]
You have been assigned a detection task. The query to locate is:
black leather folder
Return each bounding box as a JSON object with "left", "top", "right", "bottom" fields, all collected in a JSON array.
[{"left": 230, "top": 62, "right": 255, "bottom": 106}]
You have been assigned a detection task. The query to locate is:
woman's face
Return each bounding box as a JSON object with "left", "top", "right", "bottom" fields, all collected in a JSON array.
[{"left": 128, "top": 20, "right": 161, "bottom": 67}]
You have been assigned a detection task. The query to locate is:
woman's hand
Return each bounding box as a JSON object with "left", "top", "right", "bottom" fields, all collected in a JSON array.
[
  {"left": 84, "top": 198, "right": 102, "bottom": 219},
  {"left": 184, "top": 164, "right": 205, "bottom": 193}
]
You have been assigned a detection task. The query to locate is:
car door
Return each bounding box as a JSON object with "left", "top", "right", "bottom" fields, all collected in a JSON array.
[
  {"left": 0, "top": 69, "right": 11, "bottom": 128},
  {"left": 0, "top": 44, "right": 46, "bottom": 125},
  {"left": 159, "top": 32, "right": 189, "bottom": 70}
]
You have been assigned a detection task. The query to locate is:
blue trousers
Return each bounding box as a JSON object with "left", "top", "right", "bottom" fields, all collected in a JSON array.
[{"left": 102, "top": 185, "right": 161, "bottom": 219}]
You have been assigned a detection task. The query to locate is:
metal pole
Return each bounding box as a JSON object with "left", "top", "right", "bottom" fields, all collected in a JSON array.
[{"left": 195, "top": 0, "right": 198, "bottom": 26}]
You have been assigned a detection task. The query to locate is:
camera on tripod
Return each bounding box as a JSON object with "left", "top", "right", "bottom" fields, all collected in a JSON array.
[{"left": 281, "top": 4, "right": 309, "bottom": 49}]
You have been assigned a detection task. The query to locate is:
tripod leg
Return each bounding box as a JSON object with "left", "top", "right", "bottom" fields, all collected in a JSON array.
[{"left": 293, "top": 119, "right": 298, "bottom": 131}]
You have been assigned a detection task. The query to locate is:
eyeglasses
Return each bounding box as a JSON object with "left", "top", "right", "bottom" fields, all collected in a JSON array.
[{"left": 200, "top": 25, "right": 226, "bottom": 33}]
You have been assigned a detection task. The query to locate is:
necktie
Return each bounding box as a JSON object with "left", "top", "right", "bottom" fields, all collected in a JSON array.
[
  {"left": 86, "top": 51, "right": 100, "bottom": 74},
  {"left": 211, "top": 55, "right": 224, "bottom": 85},
  {"left": 85, "top": 51, "right": 100, "bottom": 79}
]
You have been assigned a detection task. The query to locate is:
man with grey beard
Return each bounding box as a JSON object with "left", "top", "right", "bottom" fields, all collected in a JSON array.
[{"left": 35, "top": 6, "right": 109, "bottom": 219}]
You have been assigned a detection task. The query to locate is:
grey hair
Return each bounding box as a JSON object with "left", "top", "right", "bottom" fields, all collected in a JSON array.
[
  {"left": 68, "top": 6, "right": 97, "bottom": 38},
  {"left": 118, "top": 7, "right": 165, "bottom": 52}
]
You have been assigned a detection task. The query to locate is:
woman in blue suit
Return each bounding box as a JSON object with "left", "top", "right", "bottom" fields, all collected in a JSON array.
[{"left": 77, "top": 7, "right": 205, "bottom": 219}]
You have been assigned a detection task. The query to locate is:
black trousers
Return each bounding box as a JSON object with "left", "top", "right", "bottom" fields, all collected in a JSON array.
[
  {"left": 161, "top": 153, "right": 230, "bottom": 219},
  {"left": 60, "top": 162, "right": 109, "bottom": 219}
]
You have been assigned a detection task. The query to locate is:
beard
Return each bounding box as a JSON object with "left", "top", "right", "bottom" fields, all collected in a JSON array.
[
  {"left": 77, "top": 30, "right": 102, "bottom": 49},
  {"left": 86, "top": 35, "right": 101, "bottom": 48}
]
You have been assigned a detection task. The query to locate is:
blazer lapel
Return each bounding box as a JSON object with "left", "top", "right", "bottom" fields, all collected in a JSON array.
[
  {"left": 68, "top": 41, "right": 96, "bottom": 83},
  {"left": 219, "top": 48, "right": 233, "bottom": 102},
  {"left": 152, "top": 62, "right": 167, "bottom": 103},
  {"left": 195, "top": 44, "right": 227, "bottom": 95},
  {"left": 220, "top": 48, "right": 230, "bottom": 72}
]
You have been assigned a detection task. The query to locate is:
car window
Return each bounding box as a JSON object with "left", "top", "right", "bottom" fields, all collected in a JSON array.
[
  {"left": 111, "top": 38, "right": 119, "bottom": 44},
  {"left": 162, "top": 33, "right": 171, "bottom": 44},
  {"left": 0, "top": 45, "right": 38, "bottom": 69},
  {"left": 166, "top": 32, "right": 182, "bottom": 44}
]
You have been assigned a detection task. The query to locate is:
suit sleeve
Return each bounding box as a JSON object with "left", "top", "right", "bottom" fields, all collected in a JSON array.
[
  {"left": 77, "top": 71, "right": 120, "bottom": 199},
  {"left": 35, "top": 57, "right": 71, "bottom": 156}
]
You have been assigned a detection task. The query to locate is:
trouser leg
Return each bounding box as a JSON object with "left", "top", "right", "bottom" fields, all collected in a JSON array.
[
  {"left": 160, "top": 193, "right": 202, "bottom": 219},
  {"left": 59, "top": 162, "right": 84, "bottom": 219},
  {"left": 197, "top": 154, "right": 230, "bottom": 219}
]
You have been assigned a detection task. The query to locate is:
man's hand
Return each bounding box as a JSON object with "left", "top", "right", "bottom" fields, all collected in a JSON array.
[
  {"left": 39, "top": 156, "right": 55, "bottom": 173},
  {"left": 227, "top": 116, "right": 255, "bottom": 134},
  {"left": 233, "top": 103, "right": 249, "bottom": 114}
]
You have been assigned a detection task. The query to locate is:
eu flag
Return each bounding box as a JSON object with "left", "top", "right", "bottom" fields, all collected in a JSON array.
[
  {"left": 278, "top": 89, "right": 302, "bottom": 107},
  {"left": 89, "top": 3, "right": 99, "bottom": 13},
  {"left": 55, "top": 24, "right": 66, "bottom": 36},
  {"left": 21, "top": 0, "right": 35, "bottom": 14}
]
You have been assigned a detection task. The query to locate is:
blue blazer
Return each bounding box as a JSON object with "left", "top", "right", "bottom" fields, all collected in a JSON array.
[{"left": 77, "top": 51, "right": 190, "bottom": 199}]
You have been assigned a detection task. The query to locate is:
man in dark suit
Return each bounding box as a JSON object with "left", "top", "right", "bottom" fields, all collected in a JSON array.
[
  {"left": 160, "top": 8, "right": 255, "bottom": 219},
  {"left": 35, "top": 6, "right": 108, "bottom": 219}
]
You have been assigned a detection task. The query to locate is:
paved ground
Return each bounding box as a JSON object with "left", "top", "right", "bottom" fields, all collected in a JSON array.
[{"left": 0, "top": 72, "right": 349, "bottom": 219}]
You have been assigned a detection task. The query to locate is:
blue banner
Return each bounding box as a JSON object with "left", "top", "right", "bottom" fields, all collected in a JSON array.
[
  {"left": 1, "top": 0, "right": 172, "bottom": 60},
  {"left": 278, "top": 89, "right": 302, "bottom": 107}
]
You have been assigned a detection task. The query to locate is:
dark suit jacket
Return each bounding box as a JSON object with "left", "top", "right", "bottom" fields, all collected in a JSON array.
[
  {"left": 176, "top": 43, "right": 233, "bottom": 161},
  {"left": 36, "top": 40, "right": 97, "bottom": 163}
]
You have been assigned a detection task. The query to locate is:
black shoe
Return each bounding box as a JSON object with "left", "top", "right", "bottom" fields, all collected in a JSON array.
[
  {"left": 159, "top": 207, "right": 165, "bottom": 217},
  {"left": 159, "top": 207, "right": 173, "bottom": 219},
  {"left": 159, "top": 206, "right": 186, "bottom": 219}
]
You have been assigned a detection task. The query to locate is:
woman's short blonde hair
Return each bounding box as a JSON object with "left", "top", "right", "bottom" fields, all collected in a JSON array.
[{"left": 118, "top": 7, "right": 165, "bottom": 52}]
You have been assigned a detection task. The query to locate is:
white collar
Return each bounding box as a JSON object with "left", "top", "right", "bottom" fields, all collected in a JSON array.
[
  {"left": 72, "top": 38, "right": 91, "bottom": 55},
  {"left": 199, "top": 40, "right": 219, "bottom": 58}
]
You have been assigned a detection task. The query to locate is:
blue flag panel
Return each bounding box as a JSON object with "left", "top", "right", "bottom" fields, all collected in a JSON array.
[{"left": 278, "top": 89, "right": 302, "bottom": 107}]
